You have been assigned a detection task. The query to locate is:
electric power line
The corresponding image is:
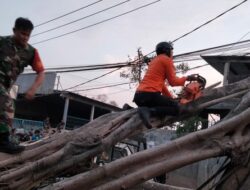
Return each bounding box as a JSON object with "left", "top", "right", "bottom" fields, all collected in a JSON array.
[
  {"left": 35, "top": 0, "right": 104, "bottom": 27},
  {"left": 81, "top": 87, "right": 135, "bottom": 98},
  {"left": 24, "top": 37, "right": 250, "bottom": 88},
  {"left": 32, "top": 0, "right": 131, "bottom": 37},
  {"left": 33, "top": 0, "right": 247, "bottom": 65},
  {"left": 140, "top": 0, "right": 249, "bottom": 59},
  {"left": 219, "top": 30, "right": 250, "bottom": 55},
  {"left": 174, "top": 39, "right": 250, "bottom": 62},
  {"left": 237, "top": 31, "right": 250, "bottom": 42},
  {"left": 71, "top": 82, "right": 134, "bottom": 92},
  {"left": 63, "top": 40, "right": 250, "bottom": 90},
  {"left": 64, "top": 67, "right": 122, "bottom": 91},
  {"left": 172, "top": 0, "right": 248, "bottom": 43},
  {"left": 68, "top": 39, "right": 249, "bottom": 92},
  {"left": 22, "top": 1, "right": 249, "bottom": 100},
  {"left": 64, "top": 73, "right": 135, "bottom": 93},
  {"left": 64, "top": 63, "right": 211, "bottom": 93},
  {"left": 176, "top": 64, "right": 209, "bottom": 73},
  {"left": 31, "top": 0, "right": 248, "bottom": 90},
  {"left": 40, "top": 61, "right": 130, "bottom": 71},
  {"left": 23, "top": 38, "right": 250, "bottom": 76},
  {"left": 30, "top": 0, "right": 249, "bottom": 75},
  {"left": 102, "top": 89, "right": 133, "bottom": 96},
  {"left": 32, "top": 0, "right": 161, "bottom": 45},
  {"left": 68, "top": 63, "right": 211, "bottom": 93},
  {"left": 49, "top": 62, "right": 131, "bottom": 73},
  {"left": 31, "top": 0, "right": 250, "bottom": 93}
]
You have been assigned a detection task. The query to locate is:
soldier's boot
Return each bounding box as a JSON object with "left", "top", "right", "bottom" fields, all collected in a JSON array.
[{"left": 0, "top": 132, "right": 25, "bottom": 154}]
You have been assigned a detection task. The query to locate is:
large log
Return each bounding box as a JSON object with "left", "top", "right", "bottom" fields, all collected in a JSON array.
[{"left": 1, "top": 77, "right": 250, "bottom": 190}]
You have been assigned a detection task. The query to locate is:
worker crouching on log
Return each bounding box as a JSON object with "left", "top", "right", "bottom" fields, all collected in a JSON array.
[{"left": 133, "top": 41, "right": 198, "bottom": 129}]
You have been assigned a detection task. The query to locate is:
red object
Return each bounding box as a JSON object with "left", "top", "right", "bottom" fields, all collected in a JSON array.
[{"left": 180, "top": 79, "right": 206, "bottom": 104}]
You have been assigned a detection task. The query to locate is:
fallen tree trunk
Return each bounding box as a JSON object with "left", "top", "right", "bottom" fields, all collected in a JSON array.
[
  {"left": 214, "top": 154, "right": 250, "bottom": 190},
  {"left": 1, "top": 77, "right": 250, "bottom": 190},
  {"left": 42, "top": 93, "right": 250, "bottom": 190},
  {"left": 132, "top": 181, "right": 194, "bottom": 190}
]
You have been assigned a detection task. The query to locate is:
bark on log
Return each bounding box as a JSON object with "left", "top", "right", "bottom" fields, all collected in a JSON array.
[
  {"left": 131, "top": 181, "right": 194, "bottom": 190},
  {"left": 42, "top": 106, "right": 250, "bottom": 189},
  {"left": 0, "top": 77, "right": 250, "bottom": 190}
]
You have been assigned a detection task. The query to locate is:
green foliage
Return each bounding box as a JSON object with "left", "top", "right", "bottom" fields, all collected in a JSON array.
[
  {"left": 175, "top": 62, "right": 189, "bottom": 74},
  {"left": 120, "top": 49, "right": 189, "bottom": 84},
  {"left": 120, "top": 48, "right": 153, "bottom": 83},
  {"left": 175, "top": 116, "right": 208, "bottom": 137}
]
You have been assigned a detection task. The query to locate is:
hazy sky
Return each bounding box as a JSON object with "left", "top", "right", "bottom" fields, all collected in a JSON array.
[{"left": 1, "top": 0, "right": 250, "bottom": 107}]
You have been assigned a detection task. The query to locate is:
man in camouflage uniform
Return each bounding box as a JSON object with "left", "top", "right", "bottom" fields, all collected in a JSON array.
[{"left": 0, "top": 17, "right": 45, "bottom": 154}]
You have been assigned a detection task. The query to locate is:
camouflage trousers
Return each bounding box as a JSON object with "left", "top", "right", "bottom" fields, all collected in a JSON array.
[{"left": 0, "top": 85, "right": 14, "bottom": 133}]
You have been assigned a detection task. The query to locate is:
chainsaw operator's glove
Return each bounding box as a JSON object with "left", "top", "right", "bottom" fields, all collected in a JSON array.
[{"left": 187, "top": 74, "right": 199, "bottom": 81}]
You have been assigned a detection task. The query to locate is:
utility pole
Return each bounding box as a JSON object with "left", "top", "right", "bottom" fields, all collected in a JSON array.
[
  {"left": 137, "top": 48, "right": 142, "bottom": 82},
  {"left": 56, "top": 75, "right": 60, "bottom": 90}
]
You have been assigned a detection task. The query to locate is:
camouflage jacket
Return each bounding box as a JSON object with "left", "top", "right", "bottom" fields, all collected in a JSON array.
[{"left": 0, "top": 36, "right": 35, "bottom": 89}]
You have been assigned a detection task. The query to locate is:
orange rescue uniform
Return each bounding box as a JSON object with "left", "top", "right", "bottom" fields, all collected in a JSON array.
[{"left": 136, "top": 54, "right": 187, "bottom": 98}]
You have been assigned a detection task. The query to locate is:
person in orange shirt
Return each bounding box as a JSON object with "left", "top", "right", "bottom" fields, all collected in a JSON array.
[{"left": 133, "top": 41, "right": 197, "bottom": 128}]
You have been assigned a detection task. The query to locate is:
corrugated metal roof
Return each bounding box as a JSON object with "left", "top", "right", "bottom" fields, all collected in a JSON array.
[{"left": 202, "top": 55, "right": 250, "bottom": 75}]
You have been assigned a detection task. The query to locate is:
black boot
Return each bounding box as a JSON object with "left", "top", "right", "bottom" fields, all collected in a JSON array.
[
  {"left": 122, "top": 103, "right": 134, "bottom": 110},
  {"left": 138, "top": 107, "right": 153, "bottom": 129},
  {"left": 0, "top": 132, "right": 25, "bottom": 154}
]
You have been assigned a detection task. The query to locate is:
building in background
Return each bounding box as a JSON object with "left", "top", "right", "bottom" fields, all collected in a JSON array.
[{"left": 13, "top": 72, "right": 121, "bottom": 131}]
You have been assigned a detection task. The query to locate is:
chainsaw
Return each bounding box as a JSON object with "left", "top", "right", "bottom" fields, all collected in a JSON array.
[{"left": 179, "top": 74, "right": 206, "bottom": 104}]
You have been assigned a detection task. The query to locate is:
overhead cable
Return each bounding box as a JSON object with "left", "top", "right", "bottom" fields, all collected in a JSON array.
[
  {"left": 50, "top": 39, "right": 250, "bottom": 72},
  {"left": 172, "top": 0, "right": 248, "bottom": 43},
  {"left": 23, "top": 38, "right": 250, "bottom": 75},
  {"left": 219, "top": 30, "right": 250, "bottom": 55},
  {"left": 43, "top": 61, "right": 130, "bottom": 71},
  {"left": 35, "top": 0, "right": 104, "bottom": 27},
  {"left": 32, "top": 0, "right": 161, "bottom": 45},
  {"left": 174, "top": 39, "right": 250, "bottom": 62},
  {"left": 32, "top": 0, "right": 131, "bottom": 37},
  {"left": 68, "top": 39, "right": 249, "bottom": 90},
  {"left": 48, "top": 62, "right": 131, "bottom": 73},
  {"left": 141, "top": 0, "right": 249, "bottom": 59},
  {"left": 64, "top": 67, "right": 122, "bottom": 90},
  {"left": 71, "top": 82, "right": 133, "bottom": 92}
]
